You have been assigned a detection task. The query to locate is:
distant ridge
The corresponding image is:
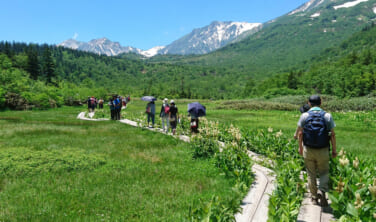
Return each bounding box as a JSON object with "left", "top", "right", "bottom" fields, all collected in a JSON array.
[{"left": 58, "top": 21, "right": 261, "bottom": 57}]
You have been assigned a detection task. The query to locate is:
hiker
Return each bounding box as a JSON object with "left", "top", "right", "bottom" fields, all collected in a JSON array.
[
  {"left": 159, "top": 98, "right": 170, "bottom": 133},
  {"left": 190, "top": 114, "right": 199, "bottom": 134},
  {"left": 122, "top": 96, "right": 127, "bottom": 109},
  {"left": 169, "top": 100, "right": 178, "bottom": 135},
  {"left": 87, "top": 96, "right": 91, "bottom": 112},
  {"left": 146, "top": 101, "right": 155, "bottom": 128},
  {"left": 98, "top": 98, "right": 104, "bottom": 109},
  {"left": 112, "top": 95, "right": 120, "bottom": 120},
  {"left": 296, "top": 95, "right": 337, "bottom": 207},
  {"left": 294, "top": 103, "right": 310, "bottom": 140},
  {"left": 116, "top": 96, "right": 122, "bottom": 119},
  {"left": 89, "top": 96, "right": 96, "bottom": 112},
  {"left": 108, "top": 98, "right": 115, "bottom": 120}
]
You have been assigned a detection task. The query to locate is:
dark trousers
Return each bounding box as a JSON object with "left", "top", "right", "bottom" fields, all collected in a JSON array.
[
  {"left": 111, "top": 109, "right": 116, "bottom": 120},
  {"left": 116, "top": 108, "right": 121, "bottom": 120},
  {"left": 148, "top": 113, "right": 155, "bottom": 126}
]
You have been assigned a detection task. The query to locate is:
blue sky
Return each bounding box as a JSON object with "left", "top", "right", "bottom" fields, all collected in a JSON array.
[{"left": 1, "top": 0, "right": 308, "bottom": 50}]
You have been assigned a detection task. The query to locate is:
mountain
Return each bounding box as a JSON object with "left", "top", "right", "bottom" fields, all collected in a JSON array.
[
  {"left": 58, "top": 38, "right": 142, "bottom": 56},
  {"left": 159, "top": 21, "right": 262, "bottom": 55},
  {"left": 165, "top": 0, "right": 376, "bottom": 78},
  {"left": 58, "top": 21, "right": 261, "bottom": 57}
]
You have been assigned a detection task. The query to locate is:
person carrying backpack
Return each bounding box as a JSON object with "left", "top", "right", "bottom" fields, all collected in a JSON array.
[
  {"left": 146, "top": 101, "right": 156, "bottom": 128},
  {"left": 112, "top": 95, "right": 120, "bottom": 120},
  {"left": 296, "top": 95, "right": 337, "bottom": 207},
  {"left": 169, "top": 100, "right": 178, "bottom": 135},
  {"left": 108, "top": 98, "right": 115, "bottom": 120},
  {"left": 90, "top": 96, "right": 96, "bottom": 112},
  {"left": 159, "top": 98, "right": 169, "bottom": 133}
]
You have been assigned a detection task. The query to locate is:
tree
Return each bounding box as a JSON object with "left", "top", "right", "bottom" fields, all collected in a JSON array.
[
  {"left": 26, "top": 46, "right": 39, "bottom": 80},
  {"left": 287, "top": 71, "right": 298, "bottom": 89},
  {"left": 243, "top": 77, "right": 256, "bottom": 97},
  {"left": 42, "top": 46, "right": 56, "bottom": 84}
]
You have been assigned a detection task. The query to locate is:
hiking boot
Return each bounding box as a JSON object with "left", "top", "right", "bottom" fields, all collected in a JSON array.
[{"left": 319, "top": 191, "right": 328, "bottom": 207}]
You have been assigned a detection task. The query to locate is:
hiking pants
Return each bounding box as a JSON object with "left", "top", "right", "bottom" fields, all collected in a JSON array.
[
  {"left": 303, "top": 147, "right": 330, "bottom": 199},
  {"left": 148, "top": 113, "right": 155, "bottom": 126},
  {"left": 161, "top": 116, "right": 169, "bottom": 132},
  {"left": 111, "top": 109, "right": 115, "bottom": 120}
]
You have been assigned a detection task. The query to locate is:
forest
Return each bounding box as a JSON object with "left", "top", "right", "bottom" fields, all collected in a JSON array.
[{"left": 1, "top": 23, "right": 376, "bottom": 110}]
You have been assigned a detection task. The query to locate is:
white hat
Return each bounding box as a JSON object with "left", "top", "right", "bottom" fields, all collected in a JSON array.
[
  {"left": 170, "top": 100, "right": 175, "bottom": 104},
  {"left": 164, "top": 98, "right": 168, "bottom": 103}
]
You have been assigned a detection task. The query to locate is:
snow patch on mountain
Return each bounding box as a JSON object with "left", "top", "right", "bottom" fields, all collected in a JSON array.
[
  {"left": 58, "top": 39, "right": 83, "bottom": 50},
  {"left": 311, "top": 12, "right": 321, "bottom": 18},
  {"left": 333, "top": 0, "right": 369, "bottom": 10},
  {"left": 140, "top": 46, "right": 166, "bottom": 57},
  {"left": 289, "top": 0, "right": 325, "bottom": 15},
  {"left": 58, "top": 38, "right": 142, "bottom": 56},
  {"left": 159, "top": 21, "right": 262, "bottom": 55}
]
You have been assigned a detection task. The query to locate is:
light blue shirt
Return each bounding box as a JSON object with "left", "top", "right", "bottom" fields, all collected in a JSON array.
[{"left": 297, "top": 107, "right": 336, "bottom": 130}]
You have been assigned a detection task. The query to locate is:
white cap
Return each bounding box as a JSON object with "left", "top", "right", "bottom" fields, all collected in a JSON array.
[
  {"left": 164, "top": 98, "right": 168, "bottom": 103},
  {"left": 170, "top": 100, "right": 175, "bottom": 104}
]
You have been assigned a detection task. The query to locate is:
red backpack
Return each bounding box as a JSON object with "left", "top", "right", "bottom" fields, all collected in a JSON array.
[{"left": 164, "top": 105, "right": 170, "bottom": 114}]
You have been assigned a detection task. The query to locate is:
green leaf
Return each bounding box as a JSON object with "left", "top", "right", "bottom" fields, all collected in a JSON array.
[
  {"left": 346, "top": 203, "right": 358, "bottom": 218},
  {"left": 328, "top": 193, "right": 338, "bottom": 205}
]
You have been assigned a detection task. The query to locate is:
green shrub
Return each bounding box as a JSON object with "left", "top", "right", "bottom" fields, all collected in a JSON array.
[
  {"left": 217, "top": 100, "right": 298, "bottom": 111},
  {"left": 191, "top": 136, "right": 219, "bottom": 159},
  {"left": 329, "top": 151, "right": 376, "bottom": 221},
  {"left": 0, "top": 87, "right": 5, "bottom": 108},
  {"left": 215, "top": 145, "right": 253, "bottom": 186},
  {"left": 0, "top": 147, "right": 106, "bottom": 177},
  {"left": 263, "top": 88, "right": 306, "bottom": 99}
]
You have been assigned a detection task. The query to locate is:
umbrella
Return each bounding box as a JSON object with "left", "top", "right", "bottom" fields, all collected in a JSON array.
[
  {"left": 188, "top": 102, "right": 206, "bottom": 117},
  {"left": 141, "top": 96, "right": 157, "bottom": 102}
]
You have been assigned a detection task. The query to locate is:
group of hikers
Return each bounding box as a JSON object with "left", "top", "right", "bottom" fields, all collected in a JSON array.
[
  {"left": 145, "top": 98, "right": 199, "bottom": 135},
  {"left": 108, "top": 95, "right": 131, "bottom": 120},
  {"left": 87, "top": 95, "right": 130, "bottom": 120},
  {"left": 86, "top": 94, "right": 336, "bottom": 208},
  {"left": 87, "top": 96, "right": 104, "bottom": 112}
]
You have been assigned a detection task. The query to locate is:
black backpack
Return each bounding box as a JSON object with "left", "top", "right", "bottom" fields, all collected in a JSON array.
[{"left": 303, "top": 111, "right": 330, "bottom": 148}]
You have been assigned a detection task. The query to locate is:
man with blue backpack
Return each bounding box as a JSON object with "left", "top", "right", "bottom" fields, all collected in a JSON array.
[{"left": 296, "top": 95, "right": 337, "bottom": 207}]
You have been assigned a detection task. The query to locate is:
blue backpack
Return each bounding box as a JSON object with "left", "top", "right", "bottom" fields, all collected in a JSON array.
[{"left": 303, "top": 111, "right": 330, "bottom": 148}]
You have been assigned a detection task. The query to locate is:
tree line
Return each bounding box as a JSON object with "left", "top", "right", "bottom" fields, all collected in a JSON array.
[{"left": 1, "top": 23, "right": 376, "bottom": 110}]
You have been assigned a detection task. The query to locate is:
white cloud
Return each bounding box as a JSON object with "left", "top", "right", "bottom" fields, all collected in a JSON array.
[{"left": 73, "top": 33, "right": 79, "bottom": 40}]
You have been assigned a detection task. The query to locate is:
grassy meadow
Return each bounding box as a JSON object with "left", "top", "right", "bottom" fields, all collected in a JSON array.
[
  {"left": 124, "top": 98, "right": 376, "bottom": 159},
  {"left": 0, "top": 106, "right": 235, "bottom": 221},
  {"left": 0, "top": 98, "right": 375, "bottom": 221}
]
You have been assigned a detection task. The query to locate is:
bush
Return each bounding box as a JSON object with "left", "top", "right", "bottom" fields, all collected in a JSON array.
[
  {"left": 217, "top": 100, "right": 298, "bottom": 111},
  {"left": 191, "top": 136, "right": 219, "bottom": 159},
  {"left": 0, "top": 87, "right": 5, "bottom": 108},
  {"left": 0, "top": 147, "right": 106, "bottom": 177},
  {"left": 263, "top": 88, "right": 306, "bottom": 99}
]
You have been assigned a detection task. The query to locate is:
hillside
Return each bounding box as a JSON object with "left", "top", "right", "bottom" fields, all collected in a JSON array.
[
  {"left": 152, "top": 0, "right": 376, "bottom": 79},
  {"left": 249, "top": 23, "right": 376, "bottom": 98}
]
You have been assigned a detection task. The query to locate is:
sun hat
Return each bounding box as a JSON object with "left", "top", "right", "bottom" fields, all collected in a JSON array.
[{"left": 164, "top": 98, "right": 168, "bottom": 103}]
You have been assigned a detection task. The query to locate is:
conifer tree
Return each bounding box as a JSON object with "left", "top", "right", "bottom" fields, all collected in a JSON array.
[
  {"left": 26, "top": 46, "right": 40, "bottom": 80},
  {"left": 42, "top": 46, "right": 56, "bottom": 84}
]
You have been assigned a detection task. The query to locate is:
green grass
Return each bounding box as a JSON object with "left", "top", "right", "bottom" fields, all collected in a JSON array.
[
  {"left": 121, "top": 98, "right": 376, "bottom": 158},
  {"left": 0, "top": 98, "right": 374, "bottom": 220},
  {"left": 0, "top": 106, "right": 234, "bottom": 221},
  {"left": 207, "top": 108, "right": 376, "bottom": 159}
]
